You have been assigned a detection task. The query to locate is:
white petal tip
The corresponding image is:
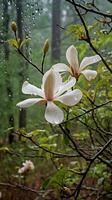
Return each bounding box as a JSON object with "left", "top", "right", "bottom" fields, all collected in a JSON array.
[
  {"left": 81, "top": 70, "right": 97, "bottom": 81},
  {"left": 56, "top": 89, "right": 82, "bottom": 106},
  {"left": 45, "top": 102, "right": 64, "bottom": 124},
  {"left": 95, "top": 55, "right": 101, "bottom": 61},
  {"left": 16, "top": 103, "right": 23, "bottom": 108}
]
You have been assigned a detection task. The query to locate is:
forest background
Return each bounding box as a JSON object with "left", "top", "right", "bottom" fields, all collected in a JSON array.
[{"left": 0, "top": 0, "right": 112, "bottom": 200}]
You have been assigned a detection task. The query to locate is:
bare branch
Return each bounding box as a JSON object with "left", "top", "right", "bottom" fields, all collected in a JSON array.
[
  {"left": 69, "top": 0, "right": 112, "bottom": 73},
  {"left": 71, "top": 137, "right": 112, "bottom": 199},
  {"left": 66, "top": 0, "right": 112, "bottom": 19},
  {"left": 62, "top": 100, "right": 112, "bottom": 124}
]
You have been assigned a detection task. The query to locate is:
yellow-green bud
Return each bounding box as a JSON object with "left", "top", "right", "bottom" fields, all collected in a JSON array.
[
  {"left": 43, "top": 39, "right": 49, "bottom": 54},
  {"left": 11, "top": 21, "right": 17, "bottom": 32}
]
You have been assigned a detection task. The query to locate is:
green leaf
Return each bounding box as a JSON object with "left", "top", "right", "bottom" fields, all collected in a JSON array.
[
  {"left": 0, "top": 147, "right": 10, "bottom": 153},
  {"left": 40, "top": 143, "right": 57, "bottom": 149},
  {"left": 27, "top": 129, "right": 46, "bottom": 137},
  {"left": 47, "top": 134, "right": 58, "bottom": 140},
  {"left": 41, "top": 178, "right": 51, "bottom": 189},
  {"left": 63, "top": 134, "right": 69, "bottom": 145},
  {"left": 7, "top": 39, "right": 20, "bottom": 48}
]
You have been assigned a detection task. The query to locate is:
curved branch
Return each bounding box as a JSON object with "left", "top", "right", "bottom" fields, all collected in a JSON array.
[
  {"left": 59, "top": 124, "right": 91, "bottom": 161},
  {"left": 0, "top": 182, "right": 42, "bottom": 196},
  {"left": 66, "top": 0, "right": 112, "bottom": 19},
  {"left": 70, "top": 0, "right": 112, "bottom": 73},
  {"left": 72, "top": 137, "right": 112, "bottom": 199},
  {"left": 18, "top": 49, "right": 44, "bottom": 75},
  {"left": 62, "top": 100, "right": 112, "bottom": 124},
  {"left": 15, "top": 131, "right": 79, "bottom": 158}
]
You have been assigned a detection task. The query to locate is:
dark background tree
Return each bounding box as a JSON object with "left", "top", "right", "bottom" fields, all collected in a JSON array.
[
  {"left": 51, "top": 0, "right": 61, "bottom": 62},
  {"left": 3, "top": 0, "right": 14, "bottom": 143},
  {"left": 16, "top": 0, "right": 27, "bottom": 129}
]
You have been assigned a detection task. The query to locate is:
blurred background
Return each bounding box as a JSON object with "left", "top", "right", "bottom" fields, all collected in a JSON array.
[
  {"left": 0, "top": 0, "right": 111, "bottom": 137},
  {"left": 0, "top": 0, "right": 112, "bottom": 199}
]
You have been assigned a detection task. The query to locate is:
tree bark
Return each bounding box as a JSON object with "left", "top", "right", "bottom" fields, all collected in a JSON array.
[
  {"left": 3, "top": 0, "right": 15, "bottom": 143},
  {"left": 16, "top": 0, "right": 27, "bottom": 129},
  {"left": 51, "top": 0, "right": 61, "bottom": 62}
]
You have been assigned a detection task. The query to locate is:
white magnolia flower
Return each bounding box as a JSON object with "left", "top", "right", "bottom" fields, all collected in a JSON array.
[
  {"left": 52, "top": 45, "right": 101, "bottom": 81},
  {"left": 18, "top": 160, "right": 34, "bottom": 174},
  {"left": 17, "top": 69, "right": 82, "bottom": 124}
]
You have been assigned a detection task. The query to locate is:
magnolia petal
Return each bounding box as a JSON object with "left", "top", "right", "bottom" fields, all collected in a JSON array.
[
  {"left": 55, "top": 77, "right": 76, "bottom": 97},
  {"left": 56, "top": 89, "right": 82, "bottom": 106},
  {"left": 66, "top": 45, "right": 79, "bottom": 71},
  {"left": 81, "top": 70, "right": 97, "bottom": 81},
  {"left": 22, "top": 81, "right": 44, "bottom": 97},
  {"left": 80, "top": 55, "right": 101, "bottom": 70},
  {"left": 45, "top": 101, "right": 64, "bottom": 124},
  {"left": 42, "top": 69, "right": 62, "bottom": 100},
  {"left": 16, "top": 98, "right": 44, "bottom": 108},
  {"left": 52, "top": 63, "right": 69, "bottom": 72}
]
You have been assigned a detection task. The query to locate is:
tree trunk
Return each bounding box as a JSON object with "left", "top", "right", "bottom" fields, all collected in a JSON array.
[
  {"left": 3, "top": 0, "right": 15, "bottom": 143},
  {"left": 16, "top": 0, "right": 27, "bottom": 129},
  {"left": 51, "top": 0, "right": 61, "bottom": 62}
]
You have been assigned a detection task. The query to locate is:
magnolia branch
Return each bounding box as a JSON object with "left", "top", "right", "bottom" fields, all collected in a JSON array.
[
  {"left": 12, "top": 30, "right": 44, "bottom": 75},
  {"left": 62, "top": 100, "right": 112, "bottom": 123},
  {"left": 76, "top": 118, "right": 112, "bottom": 168},
  {"left": 0, "top": 182, "right": 42, "bottom": 196},
  {"left": 15, "top": 131, "right": 79, "bottom": 158},
  {"left": 18, "top": 49, "right": 44, "bottom": 75},
  {"left": 65, "top": 0, "right": 112, "bottom": 19},
  {"left": 71, "top": 137, "right": 112, "bottom": 199},
  {"left": 59, "top": 124, "right": 90, "bottom": 161},
  {"left": 69, "top": 0, "right": 112, "bottom": 73}
]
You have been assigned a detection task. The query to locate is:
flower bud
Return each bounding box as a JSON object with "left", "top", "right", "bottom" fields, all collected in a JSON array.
[
  {"left": 43, "top": 39, "right": 49, "bottom": 54},
  {"left": 63, "top": 187, "right": 71, "bottom": 195},
  {"left": 11, "top": 21, "right": 17, "bottom": 32}
]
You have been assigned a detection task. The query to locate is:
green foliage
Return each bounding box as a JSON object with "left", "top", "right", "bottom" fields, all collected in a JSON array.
[
  {"left": 0, "top": 1, "right": 112, "bottom": 200},
  {"left": 7, "top": 38, "right": 31, "bottom": 49},
  {"left": 42, "top": 166, "right": 77, "bottom": 190}
]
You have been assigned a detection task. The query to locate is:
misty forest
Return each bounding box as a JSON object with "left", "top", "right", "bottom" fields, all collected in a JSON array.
[{"left": 0, "top": 0, "right": 112, "bottom": 199}]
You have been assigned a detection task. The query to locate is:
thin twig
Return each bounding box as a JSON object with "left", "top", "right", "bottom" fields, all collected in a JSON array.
[
  {"left": 72, "top": 137, "right": 112, "bottom": 199},
  {"left": 62, "top": 100, "right": 112, "bottom": 124},
  {"left": 66, "top": 0, "right": 112, "bottom": 19},
  {"left": 15, "top": 131, "right": 79, "bottom": 158},
  {"left": 18, "top": 49, "right": 44, "bottom": 75},
  {"left": 70, "top": 0, "right": 112, "bottom": 73},
  {"left": 59, "top": 124, "right": 91, "bottom": 161},
  {"left": 0, "top": 182, "right": 42, "bottom": 195},
  {"left": 41, "top": 53, "right": 46, "bottom": 74}
]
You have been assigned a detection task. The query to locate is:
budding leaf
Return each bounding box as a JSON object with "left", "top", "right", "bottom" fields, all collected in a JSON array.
[
  {"left": 7, "top": 38, "right": 31, "bottom": 49},
  {"left": 20, "top": 38, "right": 31, "bottom": 49},
  {"left": 7, "top": 39, "right": 20, "bottom": 49},
  {"left": 43, "top": 39, "right": 49, "bottom": 54}
]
